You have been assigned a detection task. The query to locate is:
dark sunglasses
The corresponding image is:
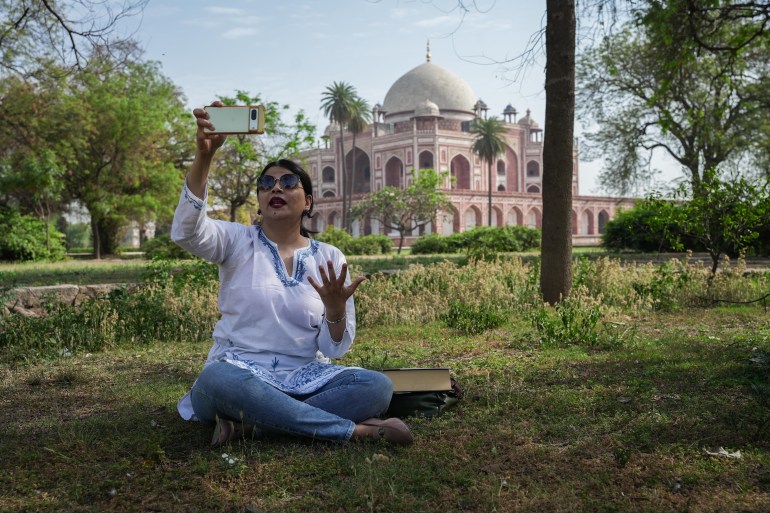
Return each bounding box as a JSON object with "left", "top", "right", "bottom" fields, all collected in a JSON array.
[{"left": 257, "top": 173, "right": 302, "bottom": 191}]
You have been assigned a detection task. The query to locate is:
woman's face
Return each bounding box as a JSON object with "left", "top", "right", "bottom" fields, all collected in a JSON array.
[{"left": 257, "top": 166, "right": 312, "bottom": 224}]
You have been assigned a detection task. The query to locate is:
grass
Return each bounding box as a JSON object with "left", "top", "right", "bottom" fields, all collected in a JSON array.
[
  {"left": 3, "top": 305, "right": 770, "bottom": 512},
  {"left": 0, "top": 259, "right": 150, "bottom": 288},
  {"left": 3, "top": 254, "right": 770, "bottom": 511}
]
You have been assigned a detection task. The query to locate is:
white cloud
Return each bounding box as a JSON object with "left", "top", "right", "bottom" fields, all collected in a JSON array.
[
  {"left": 206, "top": 7, "right": 243, "bottom": 16},
  {"left": 222, "top": 27, "right": 258, "bottom": 39}
]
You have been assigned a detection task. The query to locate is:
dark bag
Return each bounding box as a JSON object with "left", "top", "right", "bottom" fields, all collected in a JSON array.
[{"left": 385, "top": 378, "right": 464, "bottom": 418}]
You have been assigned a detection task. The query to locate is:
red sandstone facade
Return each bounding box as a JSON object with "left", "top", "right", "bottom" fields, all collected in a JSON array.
[{"left": 301, "top": 55, "right": 633, "bottom": 247}]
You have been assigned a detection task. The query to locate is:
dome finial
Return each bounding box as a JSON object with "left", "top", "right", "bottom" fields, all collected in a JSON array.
[{"left": 426, "top": 40, "right": 431, "bottom": 62}]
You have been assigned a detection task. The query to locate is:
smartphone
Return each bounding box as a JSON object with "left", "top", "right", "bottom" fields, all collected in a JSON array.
[{"left": 203, "top": 105, "right": 265, "bottom": 134}]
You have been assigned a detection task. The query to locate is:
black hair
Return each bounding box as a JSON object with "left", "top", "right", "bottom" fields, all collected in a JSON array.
[{"left": 257, "top": 159, "right": 318, "bottom": 237}]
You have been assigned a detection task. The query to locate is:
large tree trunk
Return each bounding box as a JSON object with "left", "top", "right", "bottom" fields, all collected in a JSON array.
[{"left": 540, "top": 0, "right": 576, "bottom": 304}]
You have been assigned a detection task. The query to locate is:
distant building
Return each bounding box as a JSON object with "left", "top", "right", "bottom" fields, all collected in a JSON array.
[{"left": 301, "top": 49, "right": 633, "bottom": 246}]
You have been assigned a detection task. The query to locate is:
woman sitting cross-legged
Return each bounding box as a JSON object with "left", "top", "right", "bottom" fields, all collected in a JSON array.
[{"left": 171, "top": 101, "right": 412, "bottom": 447}]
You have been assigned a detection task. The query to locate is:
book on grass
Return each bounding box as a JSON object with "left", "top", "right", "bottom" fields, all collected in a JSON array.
[{"left": 379, "top": 368, "right": 452, "bottom": 393}]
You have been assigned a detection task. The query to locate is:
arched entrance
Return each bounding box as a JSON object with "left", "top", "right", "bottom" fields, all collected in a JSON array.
[
  {"left": 450, "top": 155, "right": 471, "bottom": 190},
  {"left": 345, "top": 147, "right": 371, "bottom": 194}
]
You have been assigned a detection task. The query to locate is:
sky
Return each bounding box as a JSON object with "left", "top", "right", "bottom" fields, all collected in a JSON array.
[{"left": 124, "top": 0, "right": 671, "bottom": 196}]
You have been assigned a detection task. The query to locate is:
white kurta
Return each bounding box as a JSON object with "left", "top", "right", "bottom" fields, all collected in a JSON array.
[{"left": 171, "top": 182, "right": 357, "bottom": 420}]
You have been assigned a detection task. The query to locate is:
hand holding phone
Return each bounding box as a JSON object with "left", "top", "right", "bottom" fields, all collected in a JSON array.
[{"left": 203, "top": 105, "right": 265, "bottom": 135}]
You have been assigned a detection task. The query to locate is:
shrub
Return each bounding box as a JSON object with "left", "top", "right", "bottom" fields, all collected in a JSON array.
[
  {"left": 369, "top": 234, "right": 394, "bottom": 255},
  {"left": 411, "top": 226, "right": 540, "bottom": 255},
  {"left": 348, "top": 235, "right": 386, "bottom": 255},
  {"left": 314, "top": 226, "right": 353, "bottom": 253},
  {"left": 443, "top": 300, "right": 507, "bottom": 334},
  {"left": 0, "top": 208, "right": 66, "bottom": 262},
  {"left": 142, "top": 233, "right": 195, "bottom": 260},
  {"left": 0, "top": 259, "right": 220, "bottom": 362},
  {"left": 528, "top": 287, "right": 633, "bottom": 349},
  {"left": 315, "top": 228, "right": 393, "bottom": 256},
  {"left": 64, "top": 222, "right": 91, "bottom": 251},
  {"left": 411, "top": 234, "right": 453, "bottom": 255},
  {"left": 602, "top": 203, "right": 669, "bottom": 252}
]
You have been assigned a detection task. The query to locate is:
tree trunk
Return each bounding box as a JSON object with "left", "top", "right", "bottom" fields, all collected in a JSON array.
[
  {"left": 339, "top": 128, "right": 348, "bottom": 232},
  {"left": 348, "top": 137, "right": 357, "bottom": 232},
  {"left": 540, "top": 0, "right": 576, "bottom": 304},
  {"left": 91, "top": 217, "right": 101, "bottom": 259},
  {"left": 488, "top": 161, "right": 493, "bottom": 226}
]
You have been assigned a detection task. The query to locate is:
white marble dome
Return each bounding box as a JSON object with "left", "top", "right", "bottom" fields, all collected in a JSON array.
[{"left": 382, "top": 62, "right": 477, "bottom": 123}]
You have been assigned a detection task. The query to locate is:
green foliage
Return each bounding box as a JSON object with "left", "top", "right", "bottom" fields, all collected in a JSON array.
[
  {"left": 630, "top": 259, "right": 694, "bottom": 311},
  {"left": 314, "top": 225, "right": 353, "bottom": 251},
  {"left": 604, "top": 177, "right": 770, "bottom": 273},
  {"left": 577, "top": 17, "right": 769, "bottom": 195},
  {"left": 0, "top": 208, "right": 66, "bottom": 262},
  {"left": 315, "top": 226, "right": 393, "bottom": 256},
  {"left": 57, "top": 57, "right": 191, "bottom": 256},
  {"left": 0, "top": 148, "right": 64, "bottom": 218},
  {"left": 410, "top": 233, "right": 453, "bottom": 255},
  {"left": 411, "top": 226, "right": 540, "bottom": 255},
  {"left": 666, "top": 177, "right": 770, "bottom": 273},
  {"left": 602, "top": 201, "right": 680, "bottom": 252},
  {"left": 321, "top": 81, "right": 360, "bottom": 230},
  {"left": 348, "top": 235, "right": 392, "bottom": 256},
  {"left": 0, "top": 299, "right": 118, "bottom": 360},
  {"left": 442, "top": 300, "right": 507, "bottom": 335},
  {"left": 142, "top": 233, "right": 195, "bottom": 260},
  {"left": 64, "top": 222, "right": 91, "bottom": 251},
  {"left": 0, "top": 259, "right": 219, "bottom": 361},
  {"left": 350, "top": 169, "right": 452, "bottom": 253},
  {"left": 528, "top": 289, "right": 632, "bottom": 349}
]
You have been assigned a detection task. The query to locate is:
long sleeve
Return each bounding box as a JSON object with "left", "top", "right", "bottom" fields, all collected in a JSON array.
[{"left": 170, "top": 180, "right": 243, "bottom": 264}]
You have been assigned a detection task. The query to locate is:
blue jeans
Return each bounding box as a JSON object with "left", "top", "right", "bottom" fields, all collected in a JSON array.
[{"left": 190, "top": 361, "right": 393, "bottom": 442}]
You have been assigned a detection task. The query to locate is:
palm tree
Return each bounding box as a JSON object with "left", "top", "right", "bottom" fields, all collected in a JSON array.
[
  {"left": 470, "top": 116, "right": 507, "bottom": 226},
  {"left": 346, "top": 96, "right": 371, "bottom": 231},
  {"left": 321, "top": 82, "right": 357, "bottom": 231}
]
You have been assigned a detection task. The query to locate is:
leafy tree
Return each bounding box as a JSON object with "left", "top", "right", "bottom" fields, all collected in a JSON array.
[
  {"left": 654, "top": 175, "right": 770, "bottom": 277},
  {"left": 470, "top": 116, "right": 506, "bottom": 226},
  {"left": 346, "top": 95, "right": 371, "bottom": 230},
  {"left": 578, "top": 15, "right": 770, "bottom": 196},
  {"left": 206, "top": 91, "right": 315, "bottom": 222},
  {"left": 637, "top": 0, "right": 770, "bottom": 57},
  {"left": 0, "top": 149, "right": 64, "bottom": 252},
  {"left": 60, "top": 56, "right": 190, "bottom": 258},
  {"left": 321, "top": 81, "right": 357, "bottom": 231},
  {"left": 0, "top": 207, "right": 66, "bottom": 261},
  {"left": 350, "top": 169, "right": 452, "bottom": 254}
]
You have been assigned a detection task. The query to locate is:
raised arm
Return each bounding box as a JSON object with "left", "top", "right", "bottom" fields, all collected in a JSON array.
[{"left": 187, "top": 100, "right": 228, "bottom": 198}]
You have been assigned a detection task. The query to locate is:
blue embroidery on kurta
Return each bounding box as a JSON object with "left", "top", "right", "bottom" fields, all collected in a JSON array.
[
  {"left": 183, "top": 186, "right": 204, "bottom": 210},
  {"left": 225, "top": 354, "right": 347, "bottom": 394},
  {"left": 257, "top": 228, "right": 319, "bottom": 287}
]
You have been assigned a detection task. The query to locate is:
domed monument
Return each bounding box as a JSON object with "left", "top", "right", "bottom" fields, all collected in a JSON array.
[
  {"left": 302, "top": 46, "right": 632, "bottom": 245},
  {"left": 382, "top": 59, "right": 476, "bottom": 123}
]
